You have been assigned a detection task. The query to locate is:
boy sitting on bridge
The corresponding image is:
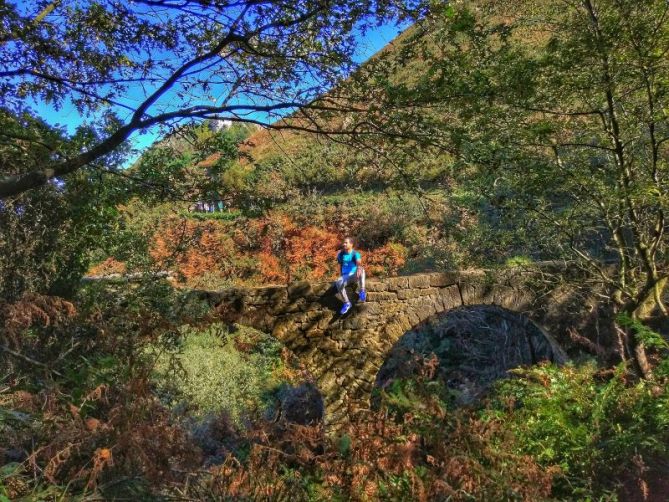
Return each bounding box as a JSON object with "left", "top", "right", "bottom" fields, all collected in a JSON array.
[{"left": 335, "top": 236, "right": 366, "bottom": 315}]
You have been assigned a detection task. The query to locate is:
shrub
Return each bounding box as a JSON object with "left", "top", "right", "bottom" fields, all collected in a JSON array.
[
  {"left": 0, "top": 284, "right": 202, "bottom": 497},
  {"left": 189, "top": 361, "right": 557, "bottom": 502},
  {"left": 182, "top": 210, "right": 242, "bottom": 222},
  {"left": 153, "top": 324, "right": 292, "bottom": 427},
  {"left": 505, "top": 255, "right": 533, "bottom": 267},
  {"left": 488, "top": 362, "right": 669, "bottom": 498}
]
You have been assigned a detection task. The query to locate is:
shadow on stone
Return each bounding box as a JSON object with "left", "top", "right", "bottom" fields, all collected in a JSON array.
[
  {"left": 313, "top": 283, "right": 364, "bottom": 323},
  {"left": 374, "top": 305, "right": 567, "bottom": 408},
  {"left": 275, "top": 382, "right": 325, "bottom": 425}
]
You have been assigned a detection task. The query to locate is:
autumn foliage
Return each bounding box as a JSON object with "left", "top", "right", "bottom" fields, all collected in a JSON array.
[
  {"left": 86, "top": 257, "right": 127, "bottom": 277},
  {"left": 0, "top": 291, "right": 553, "bottom": 501},
  {"left": 0, "top": 293, "right": 76, "bottom": 349},
  {"left": 183, "top": 360, "right": 557, "bottom": 501},
  {"left": 149, "top": 211, "right": 407, "bottom": 288},
  {"left": 0, "top": 288, "right": 202, "bottom": 498}
]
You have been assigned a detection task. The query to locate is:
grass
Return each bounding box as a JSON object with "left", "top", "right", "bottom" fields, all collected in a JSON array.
[
  {"left": 153, "top": 323, "right": 289, "bottom": 427},
  {"left": 181, "top": 210, "right": 242, "bottom": 221}
]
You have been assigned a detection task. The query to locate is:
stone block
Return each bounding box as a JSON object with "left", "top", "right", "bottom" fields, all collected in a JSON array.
[
  {"left": 272, "top": 320, "right": 293, "bottom": 338},
  {"left": 310, "top": 282, "right": 332, "bottom": 297},
  {"left": 367, "top": 291, "right": 397, "bottom": 302},
  {"left": 398, "top": 287, "right": 439, "bottom": 300},
  {"left": 493, "top": 287, "right": 531, "bottom": 310},
  {"left": 319, "top": 373, "right": 338, "bottom": 394},
  {"left": 385, "top": 276, "right": 409, "bottom": 290},
  {"left": 318, "top": 313, "right": 335, "bottom": 329},
  {"left": 384, "top": 322, "right": 404, "bottom": 341},
  {"left": 408, "top": 274, "right": 431, "bottom": 289},
  {"left": 342, "top": 317, "right": 364, "bottom": 330},
  {"left": 460, "top": 280, "right": 492, "bottom": 305},
  {"left": 249, "top": 286, "right": 287, "bottom": 305},
  {"left": 355, "top": 302, "right": 380, "bottom": 315},
  {"left": 407, "top": 296, "right": 425, "bottom": 307},
  {"left": 306, "top": 302, "right": 327, "bottom": 312},
  {"left": 396, "top": 315, "right": 412, "bottom": 331},
  {"left": 306, "top": 310, "right": 323, "bottom": 320},
  {"left": 440, "top": 284, "right": 462, "bottom": 309},
  {"left": 366, "top": 280, "right": 387, "bottom": 292},
  {"left": 319, "top": 337, "right": 343, "bottom": 353},
  {"left": 362, "top": 360, "right": 380, "bottom": 375},
  {"left": 289, "top": 312, "right": 310, "bottom": 324},
  {"left": 397, "top": 289, "right": 419, "bottom": 300},
  {"left": 287, "top": 280, "right": 312, "bottom": 300},
  {"left": 330, "top": 328, "right": 351, "bottom": 338},
  {"left": 304, "top": 325, "right": 325, "bottom": 338},
  {"left": 353, "top": 368, "right": 366, "bottom": 378},
  {"left": 428, "top": 272, "right": 459, "bottom": 287},
  {"left": 457, "top": 269, "right": 488, "bottom": 280},
  {"left": 416, "top": 302, "right": 436, "bottom": 322},
  {"left": 325, "top": 407, "right": 347, "bottom": 427},
  {"left": 284, "top": 298, "right": 306, "bottom": 313}
]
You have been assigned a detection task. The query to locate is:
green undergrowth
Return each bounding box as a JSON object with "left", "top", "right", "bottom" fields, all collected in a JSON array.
[
  {"left": 194, "top": 354, "right": 669, "bottom": 501},
  {"left": 3, "top": 281, "right": 669, "bottom": 500},
  {"left": 153, "top": 323, "right": 293, "bottom": 427},
  {"left": 181, "top": 210, "right": 243, "bottom": 221},
  {"left": 486, "top": 362, "right": 669, "bottom": 499},
  {"left": 361, "top": 359, "right": 669, "bottom": 500}
]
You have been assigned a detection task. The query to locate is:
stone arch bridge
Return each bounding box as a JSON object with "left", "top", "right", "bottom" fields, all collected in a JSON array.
[{"left": 190, "top": 266, "right": 588, "bottom": 427}]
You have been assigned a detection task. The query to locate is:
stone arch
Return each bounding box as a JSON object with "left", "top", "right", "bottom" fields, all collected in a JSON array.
[
  {"left": 335, "top": 301, "right": 567, "bottom": 425},
  {"left": 374, "top": 304, "right": 567, "bottom": 409}
]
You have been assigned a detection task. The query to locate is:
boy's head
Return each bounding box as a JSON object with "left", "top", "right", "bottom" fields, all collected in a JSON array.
[{"left": 343, "top": 236, "right": 354, "bottom": 252}]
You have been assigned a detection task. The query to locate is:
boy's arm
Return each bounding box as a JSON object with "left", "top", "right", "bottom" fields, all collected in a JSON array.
[{"left": 355, "top": 252, "right": 363, "bottom": 277}]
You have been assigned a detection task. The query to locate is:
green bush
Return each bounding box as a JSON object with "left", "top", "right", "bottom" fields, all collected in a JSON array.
[
  {"left": 154, "top": 323, "right": 287, "bottom": 426},
  {"left": 487, "top": 362, "right": 669, "bottom": 498},
  {"left": 505, "top": 255, "right": 533, "bottom": 267},
  {"left": 182, "top": 210, "right": 242, "bottom": 222}
]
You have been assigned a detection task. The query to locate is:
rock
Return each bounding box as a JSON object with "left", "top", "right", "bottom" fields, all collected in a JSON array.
[
  {"left": 366, "top": 280, "right": 387, "bottom": 292},
  {"left": 367, "top": 291, "right": 397, "bottom": 302},
  {"left": 408, "top": 274, "right": 431, "bottom": 289},
  {"left": 385, "top": 276, "right": 409, "bottom": 290},
  {"left": 428, "top": 272, "right": 459, "bottom": 287},
  {"left": 287, "top": 280, "right": 312, "bottom": 300},
  {"left": 279, "top": 383, "right": 324, "bottom": 425}
]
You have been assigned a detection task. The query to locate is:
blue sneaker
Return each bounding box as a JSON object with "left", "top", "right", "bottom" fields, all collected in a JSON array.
[
  {"left": 340, "top": 302, "right": 352, "bottom": 315},
  {"left": 359, "top": 290, "right": 367, "bottom": 302}
]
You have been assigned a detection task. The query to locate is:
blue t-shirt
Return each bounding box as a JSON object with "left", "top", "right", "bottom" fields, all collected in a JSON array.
[{"left": 338, "top": 250, "right": 361, "bottom": 276}]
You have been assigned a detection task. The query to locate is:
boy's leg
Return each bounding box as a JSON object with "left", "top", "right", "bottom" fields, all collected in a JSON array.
[
  {"left": 357, "top": 268, "right": 367, "bottom": 301},
  {"left": 334, "top": 275, "right": 350, "bottom": 304}
]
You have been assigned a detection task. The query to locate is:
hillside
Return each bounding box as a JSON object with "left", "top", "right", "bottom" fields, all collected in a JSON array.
[{"left": 104, "top": 20, "right": 501, "bottom": 290}]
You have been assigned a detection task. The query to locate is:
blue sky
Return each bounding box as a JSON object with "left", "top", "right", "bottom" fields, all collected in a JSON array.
[{"left": 33, "top": 21, "right": 405, "bottom": 164}]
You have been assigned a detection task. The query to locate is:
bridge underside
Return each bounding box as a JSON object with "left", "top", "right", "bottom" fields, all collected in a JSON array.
[{"left": 192, "top": 268, "right": 593, "bottom": 428}]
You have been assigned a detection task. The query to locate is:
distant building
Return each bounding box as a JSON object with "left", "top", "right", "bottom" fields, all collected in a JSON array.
[
  {"left": 208, "top": 119, "right": 232, "bottom": 132},
  {"left": 192, "top": 200, "right": 225, "bottom": 213}
]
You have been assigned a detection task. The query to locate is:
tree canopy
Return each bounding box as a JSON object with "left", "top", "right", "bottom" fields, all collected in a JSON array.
[
  {"left": 0, "top": 0, "right": 425, "bottom": 198},
  {"left": 355, "top": 0, "right": 669, "bottom": 320}
]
